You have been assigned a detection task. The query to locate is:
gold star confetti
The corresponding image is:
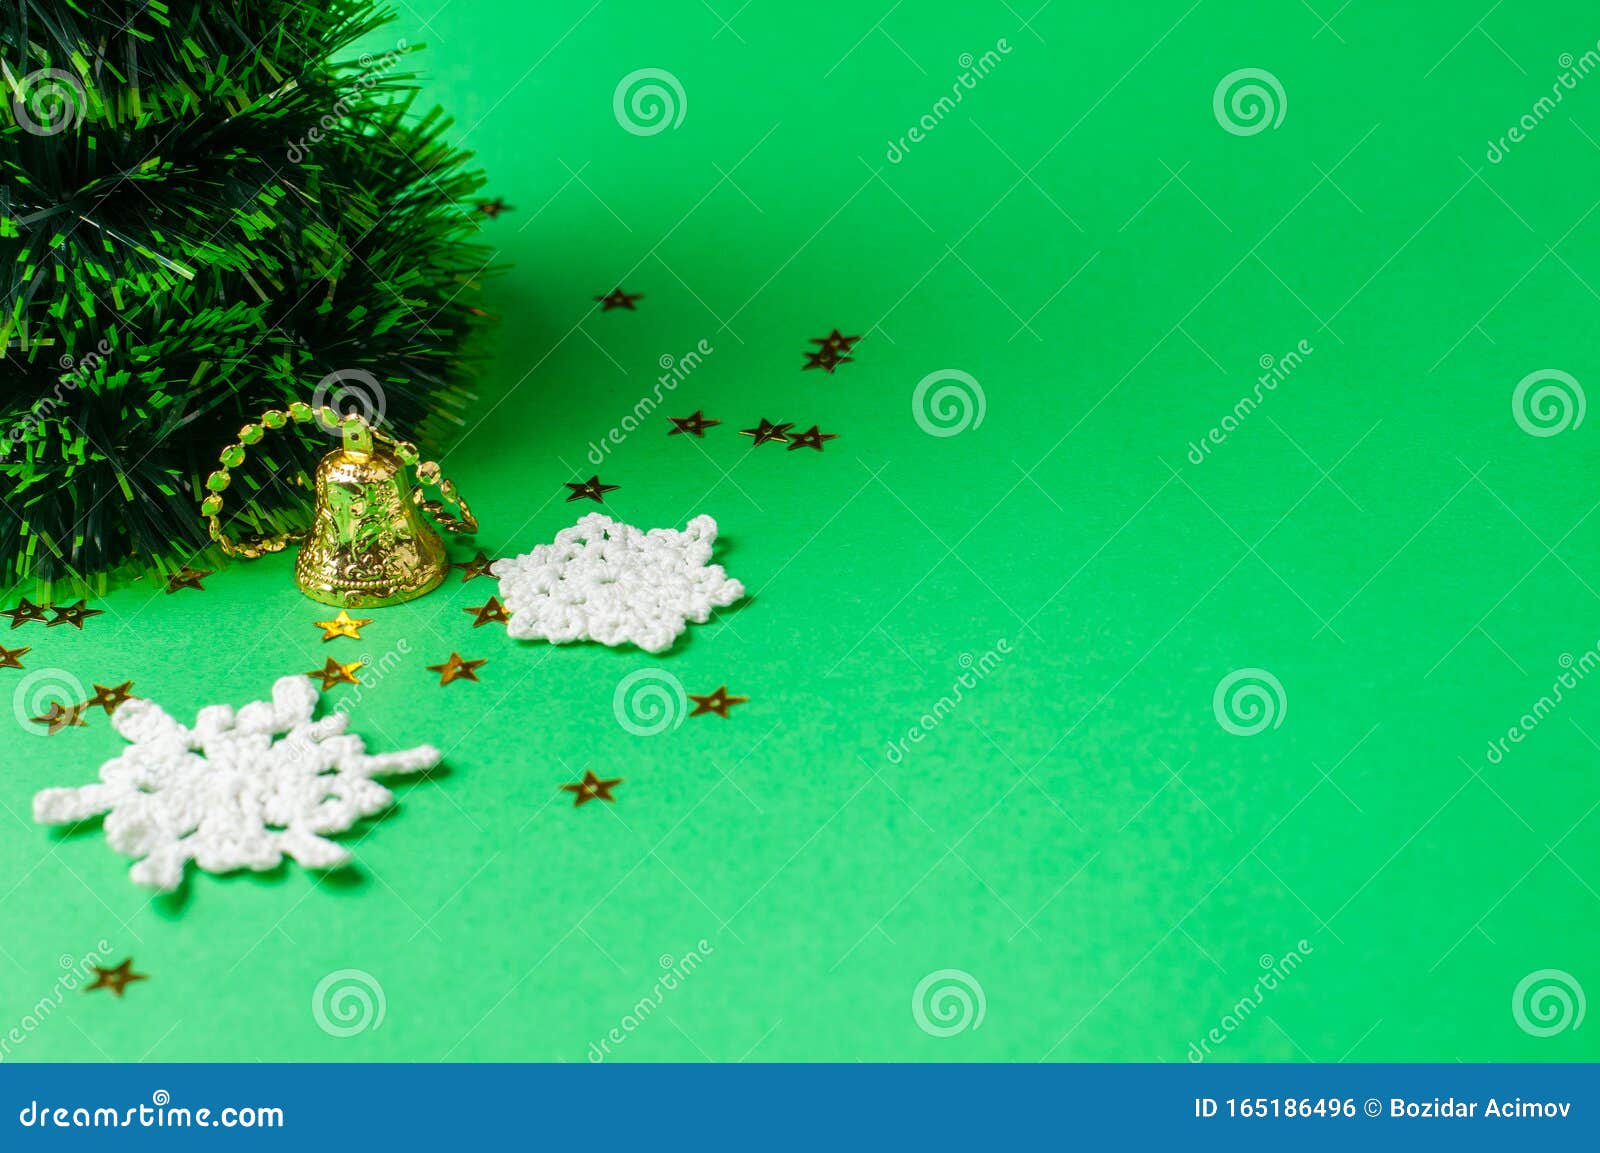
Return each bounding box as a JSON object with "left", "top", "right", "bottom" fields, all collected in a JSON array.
[
  {"left": 85, "top": 681, "right": 136, "bottom": 715},
  {"left": 688, "top": 686, "right": 748, "bottom": 718},
  {"left": 740, "top": 418, "right": 793, "bottom": 446},
  {"left": 668, "top": 410, "right": 721, "bottom": 438},
  {"left": 565, "top": 475, "right": 619, "bottom": 504},
  {"left": 86, "top": 958, "right": 147, "bottom": 997},
  {"left": 427, "top": 652, "right": 487, "bottom": 685},
  {"left": 164, "top": 567, "right": 212, "bottom": 593},
  {"left": 449, "top": 550, "right": 498, "bottom": 582},
  {"left": 0, "top": 643, "right": 28, "bottom": 670},
  {"left": 475, "top": 196, "right": 513, "bottom": 218},
  {"left": 464, "top": 597, "right": 510, "bottom": 627},
  {"left": 313, "top": 610, "right": 373, "bottom": 641},
  {"left": 31, "top": 701, "right": 88, "bottom": 734},
  {"left": 47, "top": 600, "right": 104, "bottom": 630},
  {"left": 2, "top": 598, "right": 50, "bottom": 629},
  {"left": 561, "top": 770, "right": 623, "bottom": 807},
  {"left": 306, "top": 657, "right": 363, "bottom": 689},
  {"left": 802, "top": 346, "right": 851, "bottom": 373},
  {"left": 594, "top": 287, "right": 643, "bottom": 311},
  {"left": 787, "top": 424, "right": 839, "bottom": 452},
  {"left": 810, "top": 328, "right": 862, "bottom": 354}
]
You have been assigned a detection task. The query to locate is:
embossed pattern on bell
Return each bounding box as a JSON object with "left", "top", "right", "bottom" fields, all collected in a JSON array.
[{"left": 294, "top": 443, "right": 448, "bottom": 608}]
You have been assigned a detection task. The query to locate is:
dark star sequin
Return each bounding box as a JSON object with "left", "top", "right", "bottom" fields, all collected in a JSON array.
[
  {"left": 787, "top": 424, "right": 839, "bottom": 452},
  {"left": 740, "top": 419, "right": 793, "bottom": 446},
  {"left": 668, "top": 410, "right": 722, "bottom": 438},
  {"left": 565, "top": 476, "right": 619, "bottom": 504},
  {"left": 562, "top": 769, "right": 623, "bottom": 807},
  {"left": 688, "top": 685, "right": 748, "bottom": 718},
  {"left": 595, "top": 288, "right": 644, "bottom": 311}
]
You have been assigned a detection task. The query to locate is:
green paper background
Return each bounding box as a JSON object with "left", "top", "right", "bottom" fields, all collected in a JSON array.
[{"left": 3, "top": 0, "right": 1598, "bottom": 1062}]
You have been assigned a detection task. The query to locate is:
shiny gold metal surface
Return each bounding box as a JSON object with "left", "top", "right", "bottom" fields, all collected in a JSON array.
[
  {"left": 294, "top": 419, "right": 449, "bottom": 608},
  {"left": 202, "top": 407, "right": 477, "bottom": 608}
]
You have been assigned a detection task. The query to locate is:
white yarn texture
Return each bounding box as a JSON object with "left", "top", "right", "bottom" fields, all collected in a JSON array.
[
  {"left": 492, "top": 513, "right": 744, "bottom": 653},
  {"left": 32, "top": 675, "right": 439, "bottom": 891}
]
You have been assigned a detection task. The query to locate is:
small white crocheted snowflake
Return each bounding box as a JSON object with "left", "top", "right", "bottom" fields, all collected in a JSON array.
[
  {"left": 491, "top": 513, "right": 744, "bottom": 653},
  {"left": 32, "top": 675, "right": 439, "bottom": 891}
]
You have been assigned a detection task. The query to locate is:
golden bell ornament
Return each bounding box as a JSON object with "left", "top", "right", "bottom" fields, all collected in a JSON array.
[{"left": 200, "top": 402, "right": 477, "bottom": 608}]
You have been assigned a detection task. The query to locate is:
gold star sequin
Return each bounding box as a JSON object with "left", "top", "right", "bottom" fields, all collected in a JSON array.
[
  {"left": 668, "top": 410, "right": 721, "bottom": 438},
  {"left": 85, "top": 681, "right": 136, "bottom": 715},
  {"left": 31, "top": 701, "right": 88, "bottom": 734},
  {"left": 740, "top": 418, "right": 793, "bottom": 446},
  {"left": 594, "top": 288, "right": 643, "bottom": 311},
  {"left": 688, "top": 686, "right": 748, "bottom": 718},
  {"left": 787, "top": 424, "right": 839, "bottom": 452},
  {"left": 164, "top": 567, "right": 212, "bottom": 593},
  {"left": 306, "top": 657, "right": 363, "bottom": 689},
  {"left": 86, "top": 958, "right": 147, "bottom": 997},
  {"left": 450, "top": 550, "right": 498, "bottom": 582},
  {"left": 565, "top": 476, "right": 619, "bottom": 504},
  {"left": 427, "top": 652, "right": 487, "bottom": 685},
  {"left": 2, "top": 598, "right": 50, "bottom": 629},
  {"left": 0, "top": 643, "right": 28, "bottom": 670},
  {"left": 47, "top": 600, "right": 104, "bottom": 630},
  {"left": 561, "top": 770, "right": 623, "bottom": 807},
  {"left": 313, "top": 610, "right": 373, "bottom": 641},
  {"left": 464, "top": 597, "right": 510, "bottom": 627},
  {"left": 476, "top": 196, "right": 513, "bottom": 218}
]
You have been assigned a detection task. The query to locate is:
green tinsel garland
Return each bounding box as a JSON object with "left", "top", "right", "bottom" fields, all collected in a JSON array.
[{"left": 1, "top": 0, "right": 492, "bottom": 594}]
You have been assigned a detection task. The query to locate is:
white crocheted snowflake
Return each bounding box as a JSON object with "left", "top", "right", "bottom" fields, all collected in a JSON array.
[
  {"left": 491, "top": 513, "right": 744, "bottom": 653},
  {"left": 32, "top": 675, "right": 439, "bottom": 891}
]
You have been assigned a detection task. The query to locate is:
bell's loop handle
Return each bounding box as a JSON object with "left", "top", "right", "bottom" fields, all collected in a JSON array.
[
  {"left": 199, "top": 401, "right": 337, "bottom": 559},
  {"left": 198, "top": 402, "right": 475, "bottom": 556}
]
